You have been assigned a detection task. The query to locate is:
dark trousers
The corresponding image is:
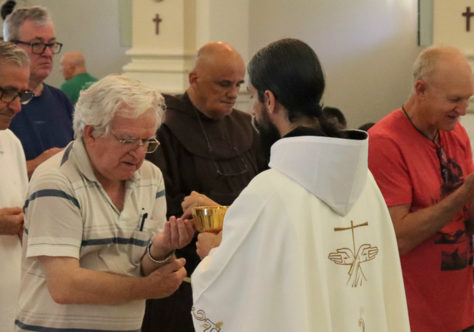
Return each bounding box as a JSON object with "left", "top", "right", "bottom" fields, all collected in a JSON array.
[{"left": 141, "top": 281, "right": 194, "bottom": 332}]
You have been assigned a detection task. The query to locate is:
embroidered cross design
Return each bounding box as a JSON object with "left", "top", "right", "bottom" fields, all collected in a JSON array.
[{"left": 328, "top": 220, "right": 378, "bottom": 287}]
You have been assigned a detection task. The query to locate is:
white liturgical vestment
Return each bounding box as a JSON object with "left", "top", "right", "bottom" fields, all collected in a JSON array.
[
  {"left": 191, "top": 131, "right": 410, "bottom": 332},
  {"left": 0, "top": 130, "right": 28, "bottom": 332}
]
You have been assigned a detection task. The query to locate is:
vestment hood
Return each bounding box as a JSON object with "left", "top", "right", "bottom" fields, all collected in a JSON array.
[{"left": 268, "top": 130, "right": 368, "bottom": 216}]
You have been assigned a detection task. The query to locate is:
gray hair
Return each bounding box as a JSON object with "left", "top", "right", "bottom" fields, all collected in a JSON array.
[
  {"left": 412, "top": 45, "right": 466, "bottom": 83},
  {"left": 3, "top": 6, "right": 51, "bottom": 41},
  {"left": 73, "top": 75, "right": 165, "bottom": 139},
  {"left": 0, "top": 41, "right": 29, "bottom": 67}
]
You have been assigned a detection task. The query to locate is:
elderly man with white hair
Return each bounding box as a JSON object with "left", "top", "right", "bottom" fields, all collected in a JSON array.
[{"left": 15, "top": 75, "right": 195, "bottom": 332}]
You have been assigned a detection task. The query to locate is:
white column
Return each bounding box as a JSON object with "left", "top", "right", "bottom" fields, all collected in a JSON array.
[{"left": 122, "top": 0, "right": 196, "bottom": 93}]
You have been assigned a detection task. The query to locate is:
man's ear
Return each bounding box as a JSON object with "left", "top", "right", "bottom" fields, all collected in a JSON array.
[
  {"left": 189, "top": 71, "right": 198, "bottom": 86},
  {"left": 414, "top": 79, "right": 427, "bottom": 98},
  {"left": 263, "top": 90, "right": 277, "bottom": 114},
  {"left": 83, "top": 125, "right": 95, "bottom": 144}
]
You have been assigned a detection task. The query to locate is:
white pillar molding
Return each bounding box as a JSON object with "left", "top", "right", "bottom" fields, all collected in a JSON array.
[{"left": 123, "top": 49, "right": 195, "bottom": 94}]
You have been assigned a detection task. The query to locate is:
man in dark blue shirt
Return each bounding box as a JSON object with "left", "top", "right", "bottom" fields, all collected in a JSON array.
[{"left": 3, "top": 6, "right": 73, "bottom": 177}]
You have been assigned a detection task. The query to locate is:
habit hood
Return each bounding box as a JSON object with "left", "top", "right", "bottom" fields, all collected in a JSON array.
[{"left": 269, "top": 130, "right": 368, "bottom": 216}]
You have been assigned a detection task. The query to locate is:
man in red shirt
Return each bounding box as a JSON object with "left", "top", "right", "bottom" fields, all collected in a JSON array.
[{"left": 369, "top": 45, "right": 474, "bottom": 332}]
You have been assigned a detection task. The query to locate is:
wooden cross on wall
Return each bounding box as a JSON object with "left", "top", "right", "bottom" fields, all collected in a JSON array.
[
  {"left": 153, "top": 13, "right": 163, "bottom": 35},
  {"left": 462, "top": 7, "right": 474, "bottom": 32}
]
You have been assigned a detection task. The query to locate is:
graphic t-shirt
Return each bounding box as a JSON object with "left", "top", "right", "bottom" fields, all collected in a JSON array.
[{"left": 368, "top": 109, "right": 474, "bottom": 332}]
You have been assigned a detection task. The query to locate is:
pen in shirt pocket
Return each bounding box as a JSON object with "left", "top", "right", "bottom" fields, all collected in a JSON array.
[{"left": 139, "top": 211, "right": 148, "bottom": 231}]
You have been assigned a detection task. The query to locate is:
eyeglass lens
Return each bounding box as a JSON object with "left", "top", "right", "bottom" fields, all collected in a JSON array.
[
  {"left": 145, "top": 140, "right": 159, "bottom": 153},
  {"left": 0, "top": 88, "right": 34, "bottom": 105},
  {"left": 32, "top": 42, "right": 62, "bottom": 54},
  {"left": 116, "top": 136, "right": 159, "bottom": 154},
  {"left": 18, "top": 90, "right": 35, "bottom": 104}
]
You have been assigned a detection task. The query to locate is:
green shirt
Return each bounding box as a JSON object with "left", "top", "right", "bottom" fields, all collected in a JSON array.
[{"left": 60, "top": 72, "right": 98, "bottom": 103}]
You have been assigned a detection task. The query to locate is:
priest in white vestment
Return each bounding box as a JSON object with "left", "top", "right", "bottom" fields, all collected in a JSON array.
[{"left": 191, "top": 38, "right": 410, "bottom": 332}]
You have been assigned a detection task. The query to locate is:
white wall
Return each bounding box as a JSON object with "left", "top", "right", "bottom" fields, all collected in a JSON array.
[
  {"left": 6, "top": 0, "right": 130, "bottom": 89},
  {"left": 249, "top": 0, "right": 422, "bottom": 128}
]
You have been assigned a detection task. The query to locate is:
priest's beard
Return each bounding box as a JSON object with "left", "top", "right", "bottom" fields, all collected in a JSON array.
[{"left": 251, "top": 105, "right": 281, "bottom": 160}]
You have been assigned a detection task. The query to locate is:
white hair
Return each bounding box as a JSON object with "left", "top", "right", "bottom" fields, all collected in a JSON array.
[
  {"left": 0, "top": 41, "right": 29, "bottom": 67},
  {"left": 73, "top": 75, "right": 165, "bottom": 139}
]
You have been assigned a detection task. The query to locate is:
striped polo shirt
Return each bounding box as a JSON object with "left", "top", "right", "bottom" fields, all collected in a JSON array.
[{"left": 16, "top": 139, "right": 167, "bottom": 331}]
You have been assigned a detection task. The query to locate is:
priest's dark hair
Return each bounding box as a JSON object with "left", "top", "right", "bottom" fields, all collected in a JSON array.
[{"left": 247, "top": 38, "right": 339, "bottom": 137}]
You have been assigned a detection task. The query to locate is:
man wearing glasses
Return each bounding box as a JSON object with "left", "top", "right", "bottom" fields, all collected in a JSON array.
[
  {"left": 0, "top": 41, "right": 33, "bottom": 332},
  {"left": 15, "top": 75, "right": 195, "bottom": 332},
  {"left": 3, "top": 6, "right": 73, "bottom": 177},
  {"left": 368, "top": 46, "right": 474, "bottom": 332},
  {"left": 143, "top": 41, "right": 267, "bottom": 332}
]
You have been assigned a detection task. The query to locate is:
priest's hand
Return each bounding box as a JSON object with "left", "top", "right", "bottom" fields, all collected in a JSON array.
[
  {"left": 181, "top": 191, "right": 219, "bottom": 219},
  {"left": 196, "top": 231, "right": 222, "bottom": 259}
]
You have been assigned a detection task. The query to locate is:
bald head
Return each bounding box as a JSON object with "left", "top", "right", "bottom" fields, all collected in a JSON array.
[
  {"left": 187, "top": 41, "right": 246, "bottom": 119},
  {"left": 193, "top": 41, "right": 244, "bottom": 73},
  {"left": 413, "top": 46, "right": 472, "bottom": 85},
  {"left": 61, "top": 51, "right": 87, "bottom": 80}
]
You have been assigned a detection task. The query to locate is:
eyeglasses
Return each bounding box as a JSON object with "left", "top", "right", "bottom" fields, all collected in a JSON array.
[
  {"left": 213, "top": 155, "right": 249, "bottom": 177},
  {"left": 111, "top": 133, "right": 160, "bottom": 154},
  {"left": 193, "top": 106, "right": 249, "bottom": 177},
  {"left": 0, "top": 87, "right": 34, "bottom": 105},
  {"left": 12, "top": 40, "right": 63, "bottom": 55}
]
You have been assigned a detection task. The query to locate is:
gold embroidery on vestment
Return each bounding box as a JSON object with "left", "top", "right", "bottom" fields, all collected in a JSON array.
[
  {"left": 359, "top": 308, "right": 366, "bottom": 332},
  {"left": 359, "top": 317, "right": 366, "bottom": 332},
  {"left": 328, "top": 220, "right": 379, "bottom": 287},
  {"left": 192, "top": 306, "right": 223, "bottom": 331}
]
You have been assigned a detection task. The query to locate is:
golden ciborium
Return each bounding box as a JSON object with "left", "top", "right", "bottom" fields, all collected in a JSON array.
[{"left": 192, "top": 206, "right": 228, "bottom": 233}]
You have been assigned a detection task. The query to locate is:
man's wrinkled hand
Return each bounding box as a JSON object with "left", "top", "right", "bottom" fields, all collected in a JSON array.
[
  {"left": 152, "top": 217, "right": 195, "bottom": 253},
  {"left": 146, "top": 258, "right": 187, "bottom": 299}
]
